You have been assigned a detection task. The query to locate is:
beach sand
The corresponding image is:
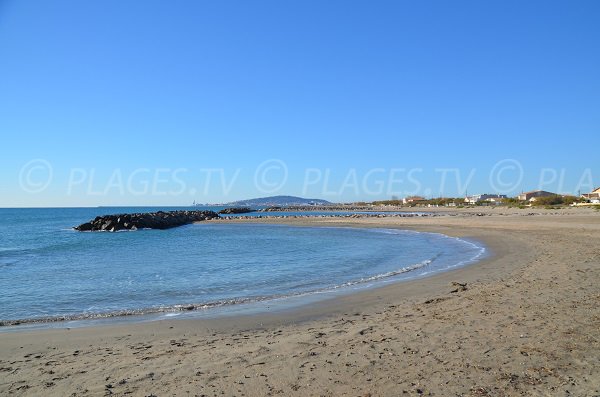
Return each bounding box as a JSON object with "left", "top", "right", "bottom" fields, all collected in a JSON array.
[{"left": 1, "top": 208, "right": 599, "bottom": 396}]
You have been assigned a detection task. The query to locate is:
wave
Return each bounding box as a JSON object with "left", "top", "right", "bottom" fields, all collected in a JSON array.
[
  {"left": 0, "top": 240, "right": 87, "bottom": 258},
  {"left": 0, "top": 254, "right": 445, "bottom": 327},
  {"left": 0, "top": 247, "right": 26, "bottom": 254},
  {"left": 331, "top": 254, "right": 441, "bottom": 289}
]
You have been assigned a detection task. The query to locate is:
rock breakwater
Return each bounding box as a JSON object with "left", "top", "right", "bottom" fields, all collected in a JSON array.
[{"left": 74, "top": 210, "right": 220, "bottom": 232}]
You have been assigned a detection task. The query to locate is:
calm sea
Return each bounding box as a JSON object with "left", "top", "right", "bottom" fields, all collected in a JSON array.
[{"left": 0, "top": 207, "right": 485, "bottom": 327}]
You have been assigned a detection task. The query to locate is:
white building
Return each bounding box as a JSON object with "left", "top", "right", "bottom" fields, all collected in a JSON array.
[
  {"left": 464, "top": 194, "right": 507, "bottom": 205},
  {"left": 581, "top": 187, "right": 600, "bottom": 202}
]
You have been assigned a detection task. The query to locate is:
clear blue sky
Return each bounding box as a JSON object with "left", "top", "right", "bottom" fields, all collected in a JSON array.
[{"left": 1, "top": 0, "right": 598, "bottom": 206}]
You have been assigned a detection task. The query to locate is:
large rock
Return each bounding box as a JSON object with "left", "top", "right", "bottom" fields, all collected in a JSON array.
[
  {"left": 218, "top": 207, "right": 255, "bottom": 215},
  {"left": 258, "top": 206, "right": 282, "bottom": 212},
  {"left": 74, "top": 210, "right": 220, "bottom": 232}
]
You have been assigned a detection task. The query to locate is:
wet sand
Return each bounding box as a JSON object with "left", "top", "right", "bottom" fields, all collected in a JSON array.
[{"left": 1, "top": 208, "right": 599, "bottom": 396}]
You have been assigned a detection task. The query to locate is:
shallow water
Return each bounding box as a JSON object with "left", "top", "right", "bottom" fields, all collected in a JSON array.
[{"left": 0, "top": 207, "right": 484, "bottom": 325}]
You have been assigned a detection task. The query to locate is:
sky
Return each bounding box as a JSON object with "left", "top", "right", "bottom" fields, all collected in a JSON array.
[{"left": 0, "top": 0, "right": 599, "bottom": 206}]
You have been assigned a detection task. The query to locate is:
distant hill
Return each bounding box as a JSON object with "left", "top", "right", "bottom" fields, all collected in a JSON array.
[{"left": 226, "top": 195, "right": 332, "bottom": 207}]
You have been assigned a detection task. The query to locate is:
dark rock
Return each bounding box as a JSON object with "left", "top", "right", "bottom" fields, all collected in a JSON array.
[
  {"left": 259, "top": 206, "right": 282, "bottom": 212},
  {"left": 218, "top": 207, "right": 255, "bottom": 214},
  {"left": 75, "top": 222, "right": 94, "bottom": 231},
  {"left": 74, "top": 210, "right": 220, "bottom": 232}
]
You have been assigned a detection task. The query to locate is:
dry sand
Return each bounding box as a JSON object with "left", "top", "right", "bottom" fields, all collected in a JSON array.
[{"left": 1, "top": 208, "right": 599, "bottom": 396}]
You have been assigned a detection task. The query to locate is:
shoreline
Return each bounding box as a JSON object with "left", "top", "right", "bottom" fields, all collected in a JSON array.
[
  {"left": 0, "top": 225, "right": 488, "bottom": 330},
  {"left": 1, "top": 211, "right": 598, "bottom": 396}
]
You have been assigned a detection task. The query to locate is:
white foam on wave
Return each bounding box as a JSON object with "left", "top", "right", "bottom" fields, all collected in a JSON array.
[
  {"left": 332, "top": 228, "right": 487, "bottom": 288},
  {"left": 331, "top": 255, "right": 440, "bottom": 290},
  {"left": 0, "top": 247, "right": 20, "bottom": 253},
  {"left": 370, "top": 228, "right": 487, "bottom": 265}
]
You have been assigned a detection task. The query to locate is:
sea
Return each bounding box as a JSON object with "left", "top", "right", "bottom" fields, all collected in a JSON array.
[{"left": 0, "top": 207, "right": 486, "bottom": 329}]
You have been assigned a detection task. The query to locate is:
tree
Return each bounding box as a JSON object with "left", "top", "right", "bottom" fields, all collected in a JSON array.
[{"left": 531, "top": 195, "right": 564, "bottom": 206}]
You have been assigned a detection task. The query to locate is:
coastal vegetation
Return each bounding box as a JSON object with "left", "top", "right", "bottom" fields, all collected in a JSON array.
[
  {"left": 359, "top": 194, "right": 594, "bottom": 209},
  {"left": 502, "top": 197, "right": 521, "bottom": 206},
  {"left": 530, "top": 195, "right": 583, "bottom": 206}
]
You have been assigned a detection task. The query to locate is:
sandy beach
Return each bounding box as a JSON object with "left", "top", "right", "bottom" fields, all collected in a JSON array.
[{"left": 1, "top": 208, "right": 599, "bottom": 396}]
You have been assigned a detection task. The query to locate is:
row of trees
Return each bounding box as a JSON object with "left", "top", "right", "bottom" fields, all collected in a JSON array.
[
  {"left": 359, "top": 195, "right": 586, "bottom": 207},
  {"left": 527, "top": 195, "right": 583, "bottom": 206}
]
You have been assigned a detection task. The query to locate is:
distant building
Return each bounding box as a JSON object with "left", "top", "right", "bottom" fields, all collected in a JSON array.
[
  {"left": 403, "top": 196, "right": 427, "bottom": 204},
  {"left": 581, "top": 187, "right": 600, "bottom": 202},
  {"left": 517, "top": 190, "right": 556, "bottom": 202},
  {"left": 464, "top": 194, "right": 507, "bottom": 205}
]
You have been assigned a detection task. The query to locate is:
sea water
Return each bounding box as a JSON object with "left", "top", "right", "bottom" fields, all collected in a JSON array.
[{"left": 0, "top": 207, "right": 485, "bottom": 326}]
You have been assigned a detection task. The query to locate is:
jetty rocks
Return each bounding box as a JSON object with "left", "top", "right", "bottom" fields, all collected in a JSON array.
[
  {"left": 218, "top": 207, "right": 255, "bottom": 215},
  {"left": 74, "top": 210, "right": 220, "bottom": 232}
]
